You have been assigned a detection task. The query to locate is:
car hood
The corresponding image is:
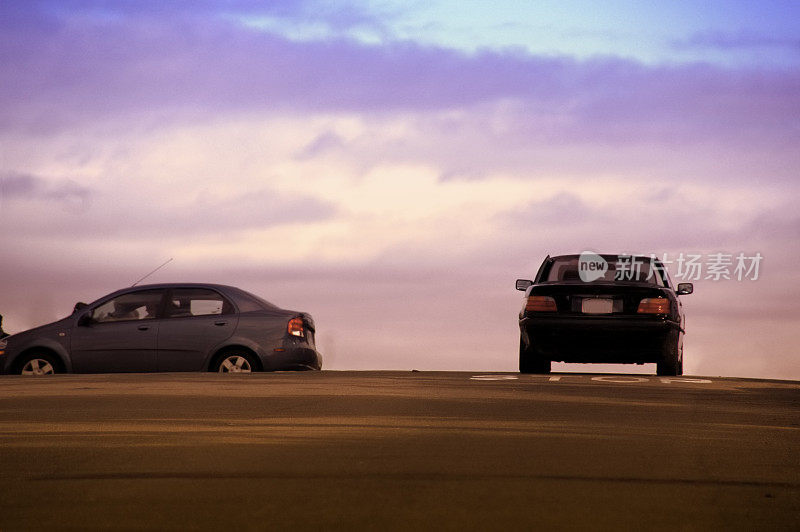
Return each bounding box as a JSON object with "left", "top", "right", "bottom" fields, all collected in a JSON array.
[{"left": 4, "top": 315, "right": 74, "bottom": 343}]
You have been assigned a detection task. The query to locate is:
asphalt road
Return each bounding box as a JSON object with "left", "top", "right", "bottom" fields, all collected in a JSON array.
[{"left": 0, "top": 371, "right": 798, "bottom": 531}]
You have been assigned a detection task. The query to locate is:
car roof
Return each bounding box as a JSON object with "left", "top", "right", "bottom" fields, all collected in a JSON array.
[
  {"left": 123, "top": 283, "right": 239, "bottom": 291},
  {"left": 550, "top": 253, "right": 658, "bottom": 261},
  {"left": 91, "top": 283, "right": 266, "bottom": 305}
]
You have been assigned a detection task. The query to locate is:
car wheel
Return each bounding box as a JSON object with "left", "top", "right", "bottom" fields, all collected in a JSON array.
[
  {"left": 656, "top": 333, "right": 682, "bottom": 376},
  {"left": 215, "top": 352, "right": 257, "bottom": 373},
  {"left": 519, "top": 338, "right": 551, "bottom": 374},
  {"left": 18, "top": 353, "right": 59, "bottom": 376}
]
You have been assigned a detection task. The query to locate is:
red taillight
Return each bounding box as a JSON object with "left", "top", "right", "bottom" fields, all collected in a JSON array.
[
  {"left": 526, "top": 295, "right": 557, "bottom": 312},
  {"left": 287, "top": 317, "right": 305, "bottom": 337},
  {"left": 637, "top": 297, "right": 670, "bottom": 314}
]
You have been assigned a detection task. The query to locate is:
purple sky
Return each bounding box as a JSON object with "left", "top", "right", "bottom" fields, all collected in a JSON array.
[{"left": 1, "top": 1, "right": 799, "bottom": 378}]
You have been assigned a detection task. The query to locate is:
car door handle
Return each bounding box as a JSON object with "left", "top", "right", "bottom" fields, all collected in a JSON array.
[
  {"left": 138, "top": 325, "right": 150, "bottom": 331},
  {"left": 214, "top": 321, "right": 227, "bottom": 326}
]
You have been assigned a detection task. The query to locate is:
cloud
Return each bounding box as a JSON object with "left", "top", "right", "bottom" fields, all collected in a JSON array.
[
  {"left": 500, "top": 192, "right": 598, "bottom": 226},
  {"left": 0, "top": 173, "right": 37, "bottom": 198},
  {"left": 159, "top": 188, "right": 338, "bottom": 237},
  {"left": 2, "top": 0, "right": 799, "bottom": 165},
  {"left": 295, "top": 131, "right": 348, "bottom": 160},
  {"left": 674, "top": 31, "right": 800, "bottom": 51},
  {"left": 0, "top": 172, "right": 91, "bottom": 209},
  {"left": 1, "top": 179, "right": 336, "bottom": 240}
]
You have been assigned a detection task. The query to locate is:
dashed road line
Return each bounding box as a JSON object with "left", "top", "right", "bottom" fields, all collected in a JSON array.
[{"left": 470, "top": 374, "right": 713, "bottom": 384}]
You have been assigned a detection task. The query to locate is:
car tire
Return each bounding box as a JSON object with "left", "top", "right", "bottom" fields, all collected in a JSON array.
[
  {"left": 656, "top": 332, "right": 683, "bottom": 376},
  {"left": 519, "top": 338, "right": 551, "bottom": 374},
  {"left": 17, "top": 352, "right": 60, "bottom": 376},
  {"left": 214, "top": 351, "right": 258, "bottom": 373}
]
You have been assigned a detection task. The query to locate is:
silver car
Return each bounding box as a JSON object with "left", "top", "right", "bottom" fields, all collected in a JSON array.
[{"left": 0, "top": 283, "right": 321, "bottom": 374}]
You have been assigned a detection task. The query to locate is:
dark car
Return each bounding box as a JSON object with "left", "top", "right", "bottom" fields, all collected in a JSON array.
[
  {"left": 0, "top": 283, "right": 321, "bottom": 375},
  {"left": 516, "top": 253, "right": 693, "bottom": 376}
]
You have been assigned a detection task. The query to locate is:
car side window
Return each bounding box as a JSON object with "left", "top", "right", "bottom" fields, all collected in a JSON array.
[
  {"left": 92, "top": 289, "right": 164, "bottom": 323},
  {"left": 167, "top": 288, "right": 234, "bottom": 318}
]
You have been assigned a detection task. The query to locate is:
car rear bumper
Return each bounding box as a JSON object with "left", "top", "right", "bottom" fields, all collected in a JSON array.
[
  {"left": 262, "top": 347, "right": 322, "bottom": 371},
  {"left": 520, "top": 315, "right": 680, "bottom": 363}
]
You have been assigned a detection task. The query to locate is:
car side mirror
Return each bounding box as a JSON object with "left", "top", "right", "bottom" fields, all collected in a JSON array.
[
  {"left": 73, "top": 302, "right": 88, "bottom": 314},
  {"left": 77, "top": 311, "right": 94, "bottom": 327},
  {"left": 676, "top": 283, "right": 693, "bottom": 295},
  {"left": 516, "top": 279, "right": 533, "bottom": 291}
]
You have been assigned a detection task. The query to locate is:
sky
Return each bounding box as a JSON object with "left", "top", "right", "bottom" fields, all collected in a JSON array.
[{"left": 1, "top": 0, "right": 799, "bottom": 379}]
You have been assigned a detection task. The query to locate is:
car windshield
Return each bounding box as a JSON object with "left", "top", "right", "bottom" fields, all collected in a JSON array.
[{"left": 544, "top": 256, "right": 665, "bottom": 285}]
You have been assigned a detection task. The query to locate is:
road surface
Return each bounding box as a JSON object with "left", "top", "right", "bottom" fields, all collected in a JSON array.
[{"left": 0, "top": 371, "right": 798, "bottom": 530}]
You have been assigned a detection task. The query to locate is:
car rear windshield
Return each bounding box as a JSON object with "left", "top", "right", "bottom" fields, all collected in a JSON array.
[{"left": 544, "top": 256, "right": 666, "bottom": 285}]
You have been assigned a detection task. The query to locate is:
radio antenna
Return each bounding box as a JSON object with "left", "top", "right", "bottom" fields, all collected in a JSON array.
[{"left": 132, "top": 258, "right": 173, "bottom": 287}]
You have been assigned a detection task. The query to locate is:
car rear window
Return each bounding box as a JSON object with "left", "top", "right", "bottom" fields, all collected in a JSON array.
[
  {"left": 167, "top": 288, "right": 234, "bottom": 317},
  {"left": 544, "top": 256, "right": 666, "bottom": 285},
  {"left": 228, "top": 288, "right": 281, "bottom": 312}
]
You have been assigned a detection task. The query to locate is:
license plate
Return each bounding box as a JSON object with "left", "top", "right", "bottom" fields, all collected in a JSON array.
[{"left": 581, "top": 298, "right": 613, "bottom": 314}]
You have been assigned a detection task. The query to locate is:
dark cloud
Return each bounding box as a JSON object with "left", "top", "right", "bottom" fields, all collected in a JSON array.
[
  {"left": 294, "top": 131, "right": 347, "bottom": 160},
  {"left": 0, "top": 172, "right": 91, "bottom": 206},
  {"left": 1, "top": 183, "right": 336, "bottom": 239},
  {"left": 500, "top": 193, "right": 600, "bottom": 226},
  {"left": 738, "top": 211, "right": 800, "bottom": 252},
  {"left": 0, "top": 174, "right": 37, "bottom": 197}
]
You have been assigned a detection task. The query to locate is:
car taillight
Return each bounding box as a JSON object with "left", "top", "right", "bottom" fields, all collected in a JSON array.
[
  {"left": 637, "top": 297, "right": 670, "bottom": 314},
  {"left": 526, "top": 295, "right": 557, "bottom": 312},
  {"left": 287, "top": 317, "right": 305, "bottom": 337}
]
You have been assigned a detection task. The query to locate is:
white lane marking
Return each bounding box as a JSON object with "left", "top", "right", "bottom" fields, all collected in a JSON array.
[
  {"left": 659, "top": 377, "right": 712, "bottom": 384},
  {"left": 591, "top": 376, "right": 649, "bottom": 383},
  {"left": 471, "top": 375, "right": 713, "bottom": 384}
]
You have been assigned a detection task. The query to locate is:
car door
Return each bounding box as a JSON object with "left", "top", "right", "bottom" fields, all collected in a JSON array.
[
  {"left": 70, "top": 289, "right": 165, "bottom": 373},
  {"left": 156, "top": 287, "right": 238, "bottom": 371}
]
